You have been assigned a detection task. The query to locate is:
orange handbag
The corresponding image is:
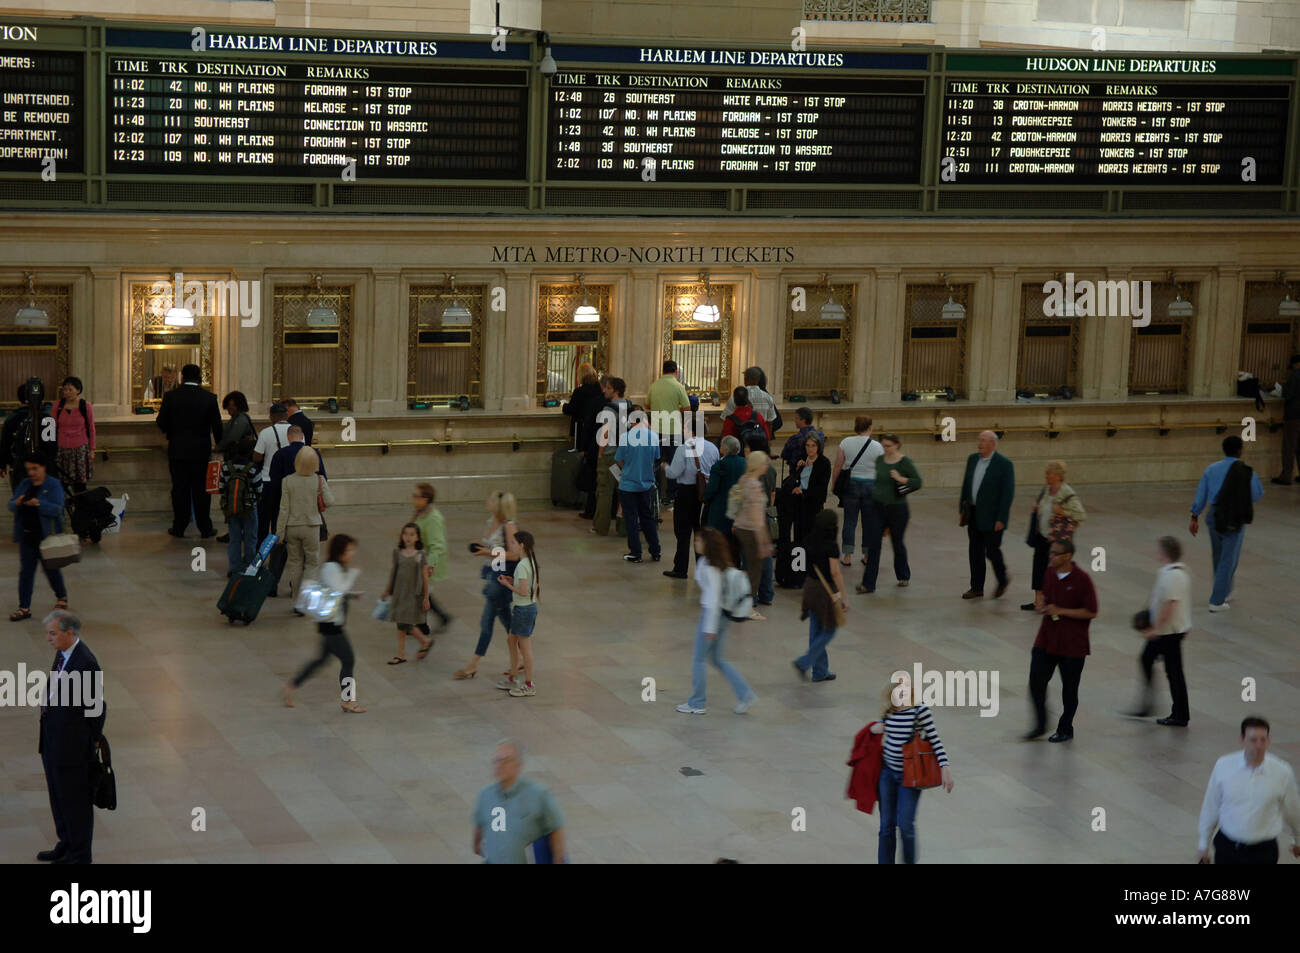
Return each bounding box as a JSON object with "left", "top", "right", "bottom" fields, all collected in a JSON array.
[{"left": 901, "top": 729, "right": 943, "bottom": 789}]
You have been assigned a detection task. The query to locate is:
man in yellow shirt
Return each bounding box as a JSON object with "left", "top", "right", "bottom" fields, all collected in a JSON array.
[{"left": 647, "top": 361, "right": 691, "bottom": 505}]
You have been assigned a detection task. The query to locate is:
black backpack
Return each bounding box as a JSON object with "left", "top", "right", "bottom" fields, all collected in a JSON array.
[{"left": 728, "top": 413, "right": 765, "bottom": 447}]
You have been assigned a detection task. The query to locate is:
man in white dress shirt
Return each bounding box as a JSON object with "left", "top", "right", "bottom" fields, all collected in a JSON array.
[{"left": 1197, "top": 716, "right": 1300, "bottom": 864}]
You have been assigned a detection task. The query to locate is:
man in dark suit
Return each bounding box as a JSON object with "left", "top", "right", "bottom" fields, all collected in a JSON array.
[
  {"left": 959, "top": 429, "right": 1015, "bottom": 599},
  {"left": 156, "top": 363, "right": 222, "bottom": 538},
  {"left": 282, "top": 397, "right": 314, "bottom": 446},
  {"left": 38, "top": 610, "right": 105, "bottom": 864}
]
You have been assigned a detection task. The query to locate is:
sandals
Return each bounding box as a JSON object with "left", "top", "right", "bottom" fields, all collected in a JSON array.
[
  {"left": 387, "top": 657, "right": 407, "bottom": 666},
  {"left": 454, "top": 668, "right": 477, "bottom": 679},
  {"left": 10, "top": 608, "right": 32, "bottom": 622},
  {"left": 417, "top": 640, "right": 433, "bottom": 660},
  {"left": 283, "top": 683, "right": 295, "bottom": 708}
]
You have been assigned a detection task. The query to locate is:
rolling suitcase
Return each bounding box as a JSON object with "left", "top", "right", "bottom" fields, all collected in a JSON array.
[
  {"left": 550, "top": 446, "right": 584, "bottom": 507},
  {"left": 218, "top": 534, "right": 278, "bottom": 625}
]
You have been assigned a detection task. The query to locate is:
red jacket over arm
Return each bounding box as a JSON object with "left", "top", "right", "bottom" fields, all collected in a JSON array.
[{"left": 847, "top": 721, "right": 884, "bottom": 814}]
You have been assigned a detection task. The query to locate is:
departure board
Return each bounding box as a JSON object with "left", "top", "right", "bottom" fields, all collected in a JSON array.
[
  {"left": 547, "top": 72, "right": 924, "bottom": 183},
  {"left": 0, "top": 49, "right": 82, "bottom": 173},
  {"left": 105, "top": 56, "right": 528, "bottom": 178},
  {"left": 941, "top": 72, "right": 1290, "bottom": 184}
]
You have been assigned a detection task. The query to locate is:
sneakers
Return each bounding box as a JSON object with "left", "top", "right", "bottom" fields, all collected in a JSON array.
[
  {"left": 897, "top": 580, "right": 910, "bottom": 588},
  {"left": 1156, "top": 716, "right": 1188, "bottom": 727},
  {"left": 495, "top": 677, "right": 516, "bottom": 691},
  {"left": 1208, "top": 602, "right": 1230, "bottom": 613},
  {"left": 508, "top": 681, "right": 536, "bottom": 697},
  {"left": 748, "top": 609, "right": 766, "bottom": 621},
  {"left": 1048, "top": 730, "right": 1074, "bottom": 743},
  {"left": 734, "top": 694, "right": 757, "bottom": 715},
  {"left": 962, "top": 589, "right": 984, "bottom": 600},
  {"left": 663, "top": 570, "right": 688, "bottom": 579},
  {"left": 623, "top": 553, "right": 643, "bottom": 563},
  {"left": 675, "top": 703, "right": 706, "bottom": 714}
]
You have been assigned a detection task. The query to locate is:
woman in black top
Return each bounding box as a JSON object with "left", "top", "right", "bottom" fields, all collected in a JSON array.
[
  {"left": 792, "top": 434, "right": 831, "bottom": 543},
  {"left": 794, "top": 509, "right": 848, "bottom": 682},
  {"left": 8, "top": 455, "right": 70, "bottom": 621},
  {"left": 564, "top": 363, "right": 604, "bottom": 518}
]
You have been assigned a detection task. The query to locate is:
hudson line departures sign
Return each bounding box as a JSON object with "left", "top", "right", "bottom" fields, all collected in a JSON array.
[{"left": 940, "top": 54, "right": 1292, "bottom": 185}]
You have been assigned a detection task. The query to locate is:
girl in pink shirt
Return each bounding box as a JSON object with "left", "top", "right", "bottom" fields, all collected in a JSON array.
[{"left": 55, "top": 376, "right": 95, "bottom": 491}]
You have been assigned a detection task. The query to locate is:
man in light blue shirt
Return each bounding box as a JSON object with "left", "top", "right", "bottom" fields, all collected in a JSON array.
[
  {"left": 473, "top": 740, "right": 565, "bottom": 864},
  {"left": 1190, "top": 435, "right": 1263, "bottom": 611},
  {"left": 615, "top": 409, "right": 662, "bottom": 563}
]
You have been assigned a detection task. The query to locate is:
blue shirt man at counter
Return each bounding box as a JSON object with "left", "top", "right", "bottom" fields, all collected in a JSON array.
[
  {"left": 473, "top": 740, "right": 565, "bottom": 864},
  {"left": 615, "top": 409, "right": 662, "bottom": 563},
  {"left": 1189, "top": 435, "right": 1263, "bottom": 611}
]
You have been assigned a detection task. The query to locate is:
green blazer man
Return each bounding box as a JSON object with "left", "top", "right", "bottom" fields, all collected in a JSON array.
[{"left": 958, "top": 430, "right": 1015, "bottom": 599}]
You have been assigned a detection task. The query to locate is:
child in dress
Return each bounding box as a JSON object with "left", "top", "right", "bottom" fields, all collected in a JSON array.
[{"left": 383, "top": 522, "right": 433, "bottom": 664}]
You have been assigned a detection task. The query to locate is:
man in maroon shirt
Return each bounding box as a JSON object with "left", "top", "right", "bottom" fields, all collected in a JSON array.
[{"left": 1025, "top": 539, "right": 1098, "bottom": 743}]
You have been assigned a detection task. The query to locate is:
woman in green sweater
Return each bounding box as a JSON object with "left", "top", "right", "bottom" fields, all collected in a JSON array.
[
  {"left": 412, "top": 482, "right": 453, "bottom": 636},
  {"left": 858, "top": 433, "right": 922, "bottom": 594}
]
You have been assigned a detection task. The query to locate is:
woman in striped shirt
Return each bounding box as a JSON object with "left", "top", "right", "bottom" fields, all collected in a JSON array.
[{"left": 871, "top": 677, "right": 954, "bottom": 863}]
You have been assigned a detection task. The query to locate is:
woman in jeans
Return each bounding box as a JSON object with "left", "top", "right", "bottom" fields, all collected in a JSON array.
[
  {"left": 1021, "top": 460, "right": 1086, "bottom": 610},
  {"left": 455, "top": 491, "right": 519, "bottom": 680},
  {"left": 8, "top": 456, "right": 69, "bottom": 621},
  {"left": 731, "top": 450, "right": 774, "bottom": 620},
  {"left": 859, "top": 433, "right": 922, "bottom": 593},
  {"left": 285, "top": 533, "right": 365, "bottom": 714},
  {"left": 794, "top": 509, "right": 848, "bottom": 682},
  {"left": 54, "top": 377, "right": 95, "bottom": 494},
  {"left": 275, "top": 447, "right": 333, "bottom": 605},
  {"left": 873, "top": 676, "right": 953, "bottom": 863},
  {"left": 497, "top": 530, "right": 539, "bottom": 697},
  {"left": 675, "top": 527, "right": 756, "bottom": 715}
]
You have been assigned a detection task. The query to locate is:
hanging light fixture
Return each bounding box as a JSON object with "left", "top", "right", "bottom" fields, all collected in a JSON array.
[
  {"left": 14, "top": 272, "right": 49, "bottom": 327},
  {"left": 440, "top": 274, "right": 472, "bottom": 326},
  {"left": 940, "top": 274, "right": 966, "bottom": 320},
  {"left": 692, "top": 271, "right": 719, "bottom": 323},
  {"left": 305, "top": 274, "right": 339, "bottom": 327},
  {"left": 1278, "top": 272, "right": 1300, "bottom": 319},
  {"left": 1167, "top": 271, "right": 1194, "bottom": 318},
  {"left": 573, "top": 273, "right": 600, "bottom": 322},
  {"left": 818, "top": 272, "right": 846, "bottom": 320}
]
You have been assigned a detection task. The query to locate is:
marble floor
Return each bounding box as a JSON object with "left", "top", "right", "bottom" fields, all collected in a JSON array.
[{"left": 1, "top": 481, "right": 1297, "bottom": 864}]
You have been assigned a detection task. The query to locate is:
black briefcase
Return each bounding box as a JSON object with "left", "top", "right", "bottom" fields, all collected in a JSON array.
[{"left": 90, "top": 735, "right": 116, "bottom": 811}]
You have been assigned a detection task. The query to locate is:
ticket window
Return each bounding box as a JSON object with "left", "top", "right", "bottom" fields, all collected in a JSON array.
[
  {"left": 1240, "top": 282, "right": 1300, "bottom": 388},
  {"left": 273, "top": 282, "right": 353, "bottom": 408},
  {"left": 663, "top": 280, "right": 735, "bottom": 396},
  {"left": 129, "top": 278, "right": 215, "bottom": 409},
  {"left": 1017, "top": 285, "right": 1079, "bottom": 396},
  {"left": 536, "top": 281, "right": 611, "bottom": 402},
  {"left": 1129, "top": 283, "right": 1194, "bottom": 395},
  {"left": 902, "top": 284, "right": 969, "bottom": 397},
  {"left": 783, "top": 282, "right": 855, "bottom": 399},
  {"left": 408, "top": 282, "right": 484, "bottom": 406},
  {"left": 0, "top": 279, "right": 70, "bottom": 411}
]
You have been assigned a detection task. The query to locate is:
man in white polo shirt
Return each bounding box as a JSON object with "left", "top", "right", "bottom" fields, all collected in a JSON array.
[
  {"left": 1128, "top": 535, "right": 1192, "bottom": 727},
  {"left": 1197, "top": 717, "right": 1300, "bottom": 864}
]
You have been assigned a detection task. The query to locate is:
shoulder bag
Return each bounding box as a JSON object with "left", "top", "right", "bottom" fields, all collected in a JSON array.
[
  {"left": 90, "top": 735, "right": 117, "bottom": 810},
  {"left": 295, "top": 581, "right": 343, "bottom": 621},
  {"left": 811, "top": 565, "right": 846, "bottom": 628},
  {"left": 1026, "top": 488, "right": 1047, "bottom": 548},
  {"left": 833, "top": 438, "right": 871, "bottom": 506},
  {"left": 901, "top": 722, "right": 943, "bottom": 789},
  {"left": 316, "top": 474, "right": 329, "bottom": 541},
  {"left": 40, "top": 532, "right": 82, "bottom": 570}
]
